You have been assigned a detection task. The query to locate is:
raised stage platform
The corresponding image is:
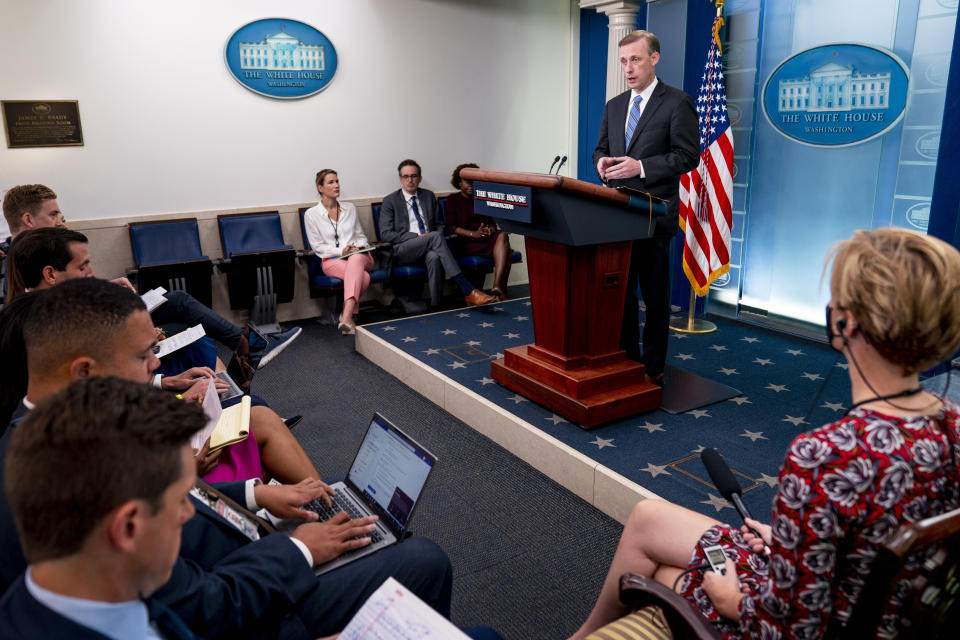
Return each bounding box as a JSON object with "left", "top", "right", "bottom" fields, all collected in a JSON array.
[{"left": 357, "top": 298, "right": 852, "bottom": 523}]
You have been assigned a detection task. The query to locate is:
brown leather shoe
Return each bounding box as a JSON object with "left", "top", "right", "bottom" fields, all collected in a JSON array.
[
  {"left": 464, "top": 289, "right": 496, "bottom": 306},
  {"left": 644, "top": 373, "right": 664, "bottom": 387}
]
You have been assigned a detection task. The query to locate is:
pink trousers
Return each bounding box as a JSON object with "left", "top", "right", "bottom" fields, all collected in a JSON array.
[{"left": 322, "top": 252, "right": 375, "bottom": 304}]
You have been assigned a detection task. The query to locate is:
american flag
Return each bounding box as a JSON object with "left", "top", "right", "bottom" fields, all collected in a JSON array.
[{"left": 678, "top": 17, "right": 734, "bottom": 296}]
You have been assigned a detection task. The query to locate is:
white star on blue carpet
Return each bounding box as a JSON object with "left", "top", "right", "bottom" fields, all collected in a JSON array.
[
  {"left": 382, "top": 325, "right": 397, "bottom": 331},
  {"left": 801, "top": 372, "right": 823, "bottom": 381},
  {"left": 507, "top": 394, "right": 529, "bottom": 404},
  {"left": 675, "top": 353, "right": 694, "bottom": 361},
  {"left": 766, "top": 383, "right": 789, "bottom": 392},
  {"left": 442, "top": 329, "right": 457, "bottom": 335},
  {"left": 691, "top": 445, "right": 706, "bottom": 453},
  {"left": 709, "top": 344, "right": 727, "bottom": 351},
  {"left": 493, "top": 306, "right": 505, "bottom": 312},
  {"left": 688, "top": 409, "right": 711, "bottom": 419},
  {"left": 523, "top": 301, "right": 531, "bottom": 306},
  {"left": 503, "top": 333, "right": 520, "bottom": 339},
  {"left": 456, "top": 312, "right": 470, "bottom": 318},
  {"left": 495, "top": 352, "right": 503, "bottom": 359},
  {"left": 729, "top": 396, "right": 751, "bottom": 405},
  {"left": 821, "top": 401, "right": 844, "bottom": 411},
  {"left": 835, "top": 362, "right": 849, "bottom": 370},
  {"left": 740, "top": 429, "right": 767, "bottom": 442},
  {"left": 402, "top": 336, "right": 417, "bottom": 343},
  {"left": 673, "top": 334, "right": 689, "bottom": 340},
  {"left": 753, "top": 358, "right": 774, "bottom": 366},
  {"left": 422, "top": 348, "right": 441, "bottom": 355},
  {"left": 465, "top": 340, "right": 482, "bottom": 346},
  {"left": 757, "top": 473, "right": 779, "bottom": 488},
  {"left": 719, "top": 367, "right": 738, "bottom": 375},
  {"left": 544, "top": 414, "right": 568, "bottom": 425},
  {"left": 513, "top": 316, "right": 528, "bottom": 321},
  {"left": 782, "top": 415, "right": 808, "bottom": 426},
  {"left": 638, "top": 421, "right": 665, "bottom": 433},
  {"left": 701, "top": 494, "right": 734, "bottom": 512},
  {"left": 786, "top": 348, "right": 804, "bottom": 356},
  {"left": 449, "top": 361, "right": 467, "bottom": 369},
  {"left": 641, "top": 462, "right": 671, "bottom": 478},
  {"left": 591, "top": 436, "right": 615, "bottom": 449},
  {"left": 741, "top": 337, "right": 760, "bottom": 343},
  {"left": 478, "top": 322, "right": 494, "bottom": 328},
  {"left": 477, "top": 377, "right": 495, "bottom": 385}
]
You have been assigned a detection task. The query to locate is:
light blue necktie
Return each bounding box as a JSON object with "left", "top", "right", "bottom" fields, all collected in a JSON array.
[
  {"left": 411, "top": 196, "right": 426, "bottom": 234},
  {"left": 624, "top": 95, "right": 643, "bottom": 149}
]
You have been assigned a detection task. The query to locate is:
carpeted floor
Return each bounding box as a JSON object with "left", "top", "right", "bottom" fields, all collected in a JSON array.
[{"left": 245, "top": 315, "right": 623, "bottom": 640}]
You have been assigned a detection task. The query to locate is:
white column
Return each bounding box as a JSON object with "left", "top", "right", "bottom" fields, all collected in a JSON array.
[{"left": 579, "top": 0, "right": 646, "bottom": 99}]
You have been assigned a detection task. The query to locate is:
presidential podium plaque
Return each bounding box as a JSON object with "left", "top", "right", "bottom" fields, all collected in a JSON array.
[{"left": 461, "top": 169, "right": 666, "bottom": 428}]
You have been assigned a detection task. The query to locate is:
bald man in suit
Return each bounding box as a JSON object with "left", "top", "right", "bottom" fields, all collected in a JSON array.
[{"left": 593, "top": 30, "right": 699, "bottom": 383}]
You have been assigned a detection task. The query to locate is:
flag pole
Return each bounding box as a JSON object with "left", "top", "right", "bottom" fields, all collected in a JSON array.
[{"left": 670, "top": 0, "right": 725, "bottom": 335}]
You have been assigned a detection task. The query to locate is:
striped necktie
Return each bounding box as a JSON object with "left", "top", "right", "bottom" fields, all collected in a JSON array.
[{"left": 624, "top": 95, "right": 643, "bottom": 149}]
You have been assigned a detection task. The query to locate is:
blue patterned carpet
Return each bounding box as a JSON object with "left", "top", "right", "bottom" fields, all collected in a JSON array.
[{"left": 366, "top": 298, "right": 853, "bottom": 522}]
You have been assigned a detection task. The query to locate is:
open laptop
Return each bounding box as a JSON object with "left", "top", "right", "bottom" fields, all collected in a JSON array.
[{"left": 306, "top": 412, "right": 438, "bottom": 575}]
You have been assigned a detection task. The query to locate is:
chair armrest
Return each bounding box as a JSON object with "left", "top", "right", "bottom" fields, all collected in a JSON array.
[{"left": 619, "top": 574, "right": 725, "bottom": 640}]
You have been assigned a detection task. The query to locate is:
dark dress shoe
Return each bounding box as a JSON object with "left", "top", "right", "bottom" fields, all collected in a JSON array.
[{"left": 465, "top": 289, "right": 496, "bottom": 306}]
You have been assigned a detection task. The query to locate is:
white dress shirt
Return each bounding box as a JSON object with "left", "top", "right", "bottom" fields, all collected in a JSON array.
[
  {"left": 303, "top": 201, "right": 369, "bottom": 259},
  {"left": 597, "top": 77, "right": 659, "bottom": 180},
  {"left": 403, "top": 191, "right": 427, "bottom": 234}
]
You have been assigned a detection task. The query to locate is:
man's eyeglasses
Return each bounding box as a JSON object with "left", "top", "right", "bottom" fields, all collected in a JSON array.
[{"left": 400, "top": 174, "right": 420, "bottom": 180}]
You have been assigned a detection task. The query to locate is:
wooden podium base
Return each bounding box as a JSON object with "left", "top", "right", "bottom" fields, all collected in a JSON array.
[{"left": 491, "top": 345, "right": 662, "bottom": 428}]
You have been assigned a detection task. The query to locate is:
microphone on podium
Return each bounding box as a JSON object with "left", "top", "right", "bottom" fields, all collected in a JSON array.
[
  {"left": 701, "top": 447, "right": 768, "bottom": 555},
  {"left": 554, "top": 155, "right": 568, "bottom": 174},
  {"left": 548, "top": 155, "right": 561, "bottom": 174}
]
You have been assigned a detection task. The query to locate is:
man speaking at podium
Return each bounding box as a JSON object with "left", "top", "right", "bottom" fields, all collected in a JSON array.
[{"left": 593, "top": 30, "right": 698, "bottom": 383}]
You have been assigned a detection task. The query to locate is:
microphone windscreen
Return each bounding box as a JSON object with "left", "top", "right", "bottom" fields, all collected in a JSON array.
[{"left": 701, "top": 448, "right": 741, "bottom": 500}]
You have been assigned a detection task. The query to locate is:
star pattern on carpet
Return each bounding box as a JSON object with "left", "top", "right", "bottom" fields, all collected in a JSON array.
[
  {"left": 513, "top": 315, "right": 529, "bottom": 321},
  {"left": 757, "top": 473, "right": 779, "bottom": 488},
  {"left": 766, "top": 383, "right": 789, "bottom": 392},
  {"left": 821, "top": 401, "right": 845, "bottom": 411},
  {"left": 478, "top": 322, "right": 494, "bottom": 328},
  {"left": 786, "top": 348, "right": 804, "bottom": 356},
  {"left": 701, "top": 494, "right": 734, "bottom": 512},
  {"left": 675, "top": 353, "right": 695, "bottom": 361},
  {"left": 402, "top": 336, "right": 417, "bottom": 343},
  {"left": 449, "top": 361, "right": 467, "bottom": 369},
  {"left": 800, "top": 372, "right": 823, "bottom": 381},
  {"left": 782, "top": 415, "right": 808, "bottom": 426},
  {"left": 465, "top": 340, "right": 482, "bottom": 346},
  {"left": 718, "top": 367, "right": 738, "bottom": 376},
  {"left": 638, "top": 421, "right": 665, "bottom": 433},
  {"left": 382, "top": 325, "right": 397, "bottom": 331},
  {"left": 729, "top": 396, "right": 751, "bottom": 405},
  {"left": 523, "top": 301, "right": 532, "bottom": 306},
  {"left": 687, "top": 409, "right": 711, "bottom": 419},
  {"left": 709, "top": 344, "right": 728, "bottom": 351},
  {"left": 740, "top": 429, "right": 767, "bottom": 442},
  {"left": 477, "top": 377, "right": 495, "bottom": 385},
  {"left": 673, "top": 334, "right": 689, "bottom": 340},
  {"left": 591, "top": 436, "right": 616, "bottom": 449},
  {"left": 691, "top": 445, "right": 706, "bottom": 453},
  {"left": 495, "top": 352, "right": 503, "bottom": 359},
  {"left": 753, "top": 357, "right": 774, "bottom": 366},
  {"left": 457, "top": 312, "right": 471, "bottom": 318},
  {"left": 641, "top": 462, "right": 671, "bottom": 478},
  {"left": 544, "top": 414, "right": 568, "bottom": 425},
  {"left": 493, "top": 306, "right": 505, "bottom": 312},
  {"left": 507, "top": 394, "right": 529, "bottom": 404},
  {"left": 741, "top": 337, "right": 760, "bottom": 343},
  {"left": 442, "top": 329, "right": 457, "bottom": 335},
  {"left": 835, "top": 362, "right": 849, "bottom": 370},
  {"left": 503, "top": 333, "right": 520, "bottom": 339},
  {"left": 422, "top": 348, "right": 441, "bottom": 355}
]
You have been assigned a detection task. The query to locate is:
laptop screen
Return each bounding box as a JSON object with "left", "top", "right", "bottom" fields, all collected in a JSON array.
[{"left": 347, "top": 414, "right": 436, "bottom": 532}]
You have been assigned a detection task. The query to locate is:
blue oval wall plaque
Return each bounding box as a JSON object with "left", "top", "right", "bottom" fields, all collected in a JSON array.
[
  {"left": 224, "top": 18, "right": 338, "bottom": 99},
  {"left": 761, "top": 43, "right": 909, "bottom": 147}
]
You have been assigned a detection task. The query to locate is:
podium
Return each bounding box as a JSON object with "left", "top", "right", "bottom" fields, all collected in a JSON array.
[{"left": 460, "top": 169, "right": 665, "bottom": 428}]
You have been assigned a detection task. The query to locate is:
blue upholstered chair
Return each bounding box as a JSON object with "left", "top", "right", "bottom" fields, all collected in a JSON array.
[
  {"left": 127, "top": 218, "right": 214, "bottom": 307},
  {"left": 298, "top": 207, "right": 390, "bottom": 299}
]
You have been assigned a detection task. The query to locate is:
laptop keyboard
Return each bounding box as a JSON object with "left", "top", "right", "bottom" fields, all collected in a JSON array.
[{"left": 307, "top": 488, "right": 384, "bottom": 544}]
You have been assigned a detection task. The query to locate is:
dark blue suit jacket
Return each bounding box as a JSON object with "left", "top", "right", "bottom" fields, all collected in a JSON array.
[
  {"left": 593, "top": 79, "right": 700, "bottom": 237},
  {"left": 0, "top": 412, "right": 319, "bottom": 639},
  {"left": 0, "top": 576, "right": 128, "bottom": 639}
]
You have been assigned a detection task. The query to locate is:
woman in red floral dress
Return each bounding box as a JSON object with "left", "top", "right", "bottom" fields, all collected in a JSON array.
[{"left": 571, "top": 228, "right": 960, "bottom": 640}]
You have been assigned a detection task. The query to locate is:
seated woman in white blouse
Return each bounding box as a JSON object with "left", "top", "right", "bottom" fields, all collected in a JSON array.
[{"left": 303, "top": 169, "right": 375, "bottom": 335}]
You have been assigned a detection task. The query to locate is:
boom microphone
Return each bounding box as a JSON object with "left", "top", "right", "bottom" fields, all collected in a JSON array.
[
  {"left": 701, "top": 447, "right": 767, "bottom": 553},
  {"left": 554, "top": 155, "right": 568, "bottom": 174},
  {"left": 548, "top": 155, "right": 561, "bottom": 174}
]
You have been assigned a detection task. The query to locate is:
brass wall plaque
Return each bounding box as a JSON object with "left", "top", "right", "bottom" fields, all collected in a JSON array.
[{"left": 2, "top": 100, "right": 84, "bottom": 148}]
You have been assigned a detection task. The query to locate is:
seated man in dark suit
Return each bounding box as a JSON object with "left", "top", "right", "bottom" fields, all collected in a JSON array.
[
  {"left": 379, "top": 159, "right": 495, "bottom": 309},
  {"left": 0, "top": 376, "right": 206, "bottom": 639},
  {"left": 0, "top": 277, "right": 455, "bottom": 638},
  {"left": 1, "top": 185, "right": 301, "bottom": 387}
]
